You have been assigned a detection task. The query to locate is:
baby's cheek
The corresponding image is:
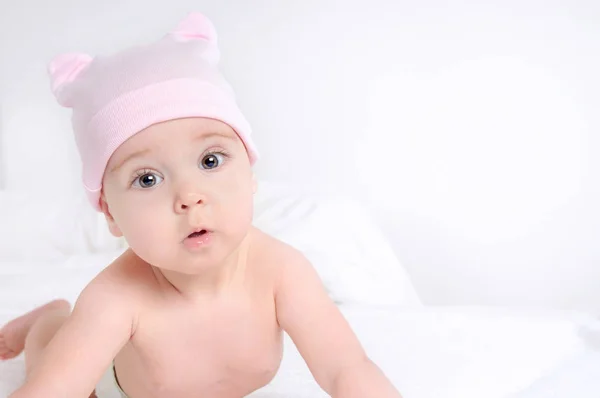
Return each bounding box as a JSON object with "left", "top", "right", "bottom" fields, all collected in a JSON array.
[
  {"left": 127, "top": 221, "right": 171, "bottom": 264},
  {"left": 120, "top": 209, "right": 160, "bottom": 242},
  {"left": 212, "top": 181, "right": 253, "bottom": 228},
  {"left": 228, "top": 193, "right": 255, "bottom": 231},
  {"left": 213, "top": 173, "right": 253, "bottom": 206}
]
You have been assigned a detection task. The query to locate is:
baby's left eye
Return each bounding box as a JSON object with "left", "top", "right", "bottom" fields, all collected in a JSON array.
[{"left": 200, "top": 153, "right": 224, "bottom": 169}]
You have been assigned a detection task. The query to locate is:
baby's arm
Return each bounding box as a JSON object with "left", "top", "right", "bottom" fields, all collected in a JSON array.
[
  {"left": 274, "top": 250, "right": 402, "bottom": 398},
  {"left": 10, "top": 271, "right": 136, "bottom": 398}
]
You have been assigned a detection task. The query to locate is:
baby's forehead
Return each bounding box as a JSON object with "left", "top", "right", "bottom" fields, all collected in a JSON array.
[
  {"left": 149, "top": 117, "right": 237, "bottom": 136},
  {"left": 130, "top": 117, "right": 238, "bottom": 147},
  {"left": 106, "top": 117, "right": 241, "bottom": 167}
]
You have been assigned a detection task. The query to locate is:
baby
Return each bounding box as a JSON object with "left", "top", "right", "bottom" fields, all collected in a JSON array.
[{"left": 0, "top": 12, "right": 401, "bottom": 398}]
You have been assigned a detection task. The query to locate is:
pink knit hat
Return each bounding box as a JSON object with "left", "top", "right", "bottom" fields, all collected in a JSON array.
[{"left": 48, "top": 12, "right": 259, "bottom": 211}]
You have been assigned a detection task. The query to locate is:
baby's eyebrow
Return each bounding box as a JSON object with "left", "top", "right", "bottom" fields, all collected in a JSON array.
[
  {"left": 195, "top": 131, "right": 237, "bottom": 142},
  {"left": 110, "top": 148, "right": 152, "bottom": 173}
]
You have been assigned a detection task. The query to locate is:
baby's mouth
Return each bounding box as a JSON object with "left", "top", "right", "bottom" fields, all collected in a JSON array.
[
  {"left": 183, "top": 228, "right": 213, "bottom": 248},
  {"left": 188, "top": 229, "right": 208, "bottom": 238}
]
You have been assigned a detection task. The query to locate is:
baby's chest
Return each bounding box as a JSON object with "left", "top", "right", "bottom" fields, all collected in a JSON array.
[{"left": 132, "top": 299, "right": 283, "bottom": 387}]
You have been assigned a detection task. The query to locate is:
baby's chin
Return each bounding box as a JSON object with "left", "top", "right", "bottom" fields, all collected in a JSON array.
[{"left": 133, "top": 246, "right": 229, "bottom": 272}]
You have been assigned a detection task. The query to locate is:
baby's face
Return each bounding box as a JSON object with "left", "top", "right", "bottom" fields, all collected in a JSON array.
[{"left": 101, "top": 117, "right": 256, "bottom": 273}]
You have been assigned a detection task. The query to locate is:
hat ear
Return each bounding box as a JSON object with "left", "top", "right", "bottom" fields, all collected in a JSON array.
[
  {"left": 48, "top": 53, "right": 93, "bottom": 107},
  {"left": 170, "top": 12, "right": 217, "bottom": 42},
  {"left": 169, "top": 12, "right": 220, "bottom": 64}
]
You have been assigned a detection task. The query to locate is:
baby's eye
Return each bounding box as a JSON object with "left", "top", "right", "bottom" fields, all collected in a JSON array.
[
  {"left": 200, "top": 153, "right": 225, "bottom": 170},
  {"left": 133, "top": 172, "right": 163, "bottom": 188}
]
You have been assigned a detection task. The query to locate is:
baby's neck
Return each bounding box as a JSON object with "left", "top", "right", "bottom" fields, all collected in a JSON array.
[{"left": 152, "top": 233, "right": 252, "bottom": 301}]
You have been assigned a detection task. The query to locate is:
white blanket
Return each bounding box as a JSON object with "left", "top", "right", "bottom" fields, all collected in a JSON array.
[
  {"left": 249, "top": 305, "right": 600, "bottom": 398},
  {"left": 1, "top": 254, "right": 600, "bottom": 397}
]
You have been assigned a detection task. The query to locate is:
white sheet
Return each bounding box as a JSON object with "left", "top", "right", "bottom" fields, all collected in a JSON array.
[
  {"left": 248, "top": 305, "right": 600, "bottom": 398},
  {"left": 507, "top": 349, "right": 600, "bottom": 398},
  {"left": 1, "top": 253, "right": 600, "bottom": 397}
]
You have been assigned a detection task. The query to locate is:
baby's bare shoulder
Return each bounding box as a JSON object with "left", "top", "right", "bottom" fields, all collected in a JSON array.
[
  {"left": 249, "top": 228, "right": 310, "bottom": 277},
  {"left": 65, "top": 249, "right": 158, "bottom": 341},
  {"left": 81, "top": 249, "right": 157, "bottom": 305}
]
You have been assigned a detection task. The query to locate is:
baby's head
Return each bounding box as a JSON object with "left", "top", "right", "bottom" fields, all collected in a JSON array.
[{"left": 48, "top": 13, "right": 258, "bottom": 271}]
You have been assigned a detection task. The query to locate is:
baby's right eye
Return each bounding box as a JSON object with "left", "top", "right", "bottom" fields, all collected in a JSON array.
[{"left": 132, "top": 172, "right": 163, "bottom": 188}]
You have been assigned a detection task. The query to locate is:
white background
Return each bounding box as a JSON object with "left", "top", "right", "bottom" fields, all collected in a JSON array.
[{"left": 0, "top": 0, "right": 599, "bottom": 312}]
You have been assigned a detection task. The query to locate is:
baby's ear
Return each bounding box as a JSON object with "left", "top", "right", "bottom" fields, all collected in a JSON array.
[
  {"left": 99, "top": 195, "right": 123, "bottom": 238},
  {"left": 47, "top": 53, "right": 93, "bottom": 107},
  {"left": 169, "top": 12, "right": 220, "bottom": 64}
]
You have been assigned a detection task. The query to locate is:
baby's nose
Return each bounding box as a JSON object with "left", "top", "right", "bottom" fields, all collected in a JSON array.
[{"left": 176, "top": 192, "right": 205, "bottom": 212}]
